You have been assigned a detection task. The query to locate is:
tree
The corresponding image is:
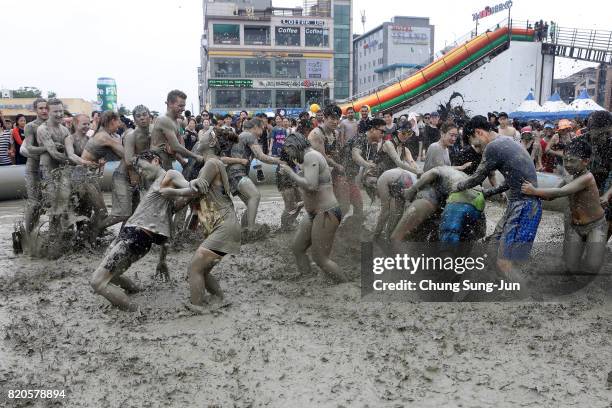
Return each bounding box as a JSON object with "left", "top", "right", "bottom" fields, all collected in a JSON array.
[
  {"left": 12, "top": 86, "right": 42, "bottom": 98},
  {"left": 118, "top": 105, "right": 131, "bottom": 117},
  {"left": 47, "top": 91, "right": 57, "bottom": 98}
]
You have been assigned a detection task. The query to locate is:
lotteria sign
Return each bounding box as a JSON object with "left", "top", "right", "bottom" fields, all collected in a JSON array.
[{"left": 472, "top": 1, "right": 513, "bottom": 21}]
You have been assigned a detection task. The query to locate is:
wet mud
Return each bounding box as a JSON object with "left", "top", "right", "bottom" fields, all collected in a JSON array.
[{"left": 0, "top": 193, "right": 611, "bottom": 407}]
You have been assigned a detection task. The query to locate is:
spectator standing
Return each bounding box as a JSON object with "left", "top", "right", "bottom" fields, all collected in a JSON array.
[
  {"left": 519, "top": 126, "right": 543, "bottom": 170},
  {"left": 11, "top": 114, "right": 27, "bottom": 164},
  {"left": 421, "top": 111, "right": 440, "bottom": 159},
  {"left": 184, "top": 117, "right": 198, "bottom": 151},
  {"left": 357, "top": 105, "right": 371, "bottom": 134},
  {"left": 497, "top": 112, "right": 520, "bottom": 141},
  {"left": 269, "top": 117, "right": 290, "bottom": 156},
  {"left": 337, "top": 106, "right": 359, "bottom": 147},
  {"left": 382, "top": 112, "right": 396, "bottom": 141},
  {"left": 0, "top": 114, "right": 14, "bottom": 165}
]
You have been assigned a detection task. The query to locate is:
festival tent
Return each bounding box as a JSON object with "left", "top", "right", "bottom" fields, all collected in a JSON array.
[
  {"left": 539, "top": 92, "right": 574, "bottom": 120},
  {"left": 569, "top": 89, "right": 607, "bottom": 117},
  {"left": 509, "top": 92, "right": 544, "bottom": 120}
]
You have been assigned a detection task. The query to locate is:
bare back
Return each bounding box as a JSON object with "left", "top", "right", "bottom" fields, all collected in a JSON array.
[{"left": 300, "top": 149, "right": 338, "bottom": 213}]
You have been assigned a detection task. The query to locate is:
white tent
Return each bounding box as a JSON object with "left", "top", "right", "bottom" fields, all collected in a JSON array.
[
  {"left": 541, "top": 92, "right": 571, "bottom": 113},
  {"left": 570, "top": 89, "right": 606, "bottom": 114},
  {"left": 509, "top": 92, "right": 544, "bottom": 120}
]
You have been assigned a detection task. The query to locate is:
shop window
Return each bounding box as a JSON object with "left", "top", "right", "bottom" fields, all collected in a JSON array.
[
  {"left": 276, "top": 59, "right": 301, "bottom": 78},
  {"left": 211, "top": 59, "right": 241, "bottom": 78},
  {"left": 245, "top": 59, "right": 271, "bottom": 78},
  {"left": 244, "top": 26, "right": 270, "bottom": 45},
  {"left": 245, "top": 90, "right": 272, "bottom": 108},
  {"left": 276, "top": 89, "right": 302, "bottom": 108},
  {"left": 275, "top": 27, "right": 300, "bottom": 46},
  {"left": 215, "top": 90, "right": 242, "bottom": 108},
  {"left": 305, "top": 27, "right": 329, "bottom": 47},
  {"left": 213, "top": 24, "right": 240, "bottom": 45}
]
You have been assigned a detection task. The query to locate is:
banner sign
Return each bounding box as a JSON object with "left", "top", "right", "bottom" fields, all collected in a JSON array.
[
  {"left": 305, "top": 60, "right": 330, "bottom": 79},
  {"left": 254, "top": 79, "right": 331, "bottom": 89},
  {"left": 472, "top": 1, "right": 513, "bottom": 21},
  {"left": 280, "top": 19, "right": 326, "bottom": 27},
  {"left": 208, "top": 79, "right": 253, "bottom": 88}
]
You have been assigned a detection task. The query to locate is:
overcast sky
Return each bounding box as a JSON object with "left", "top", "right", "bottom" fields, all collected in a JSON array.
[{"left": 1, "top": 0, "right": 609, "bottom": 113}]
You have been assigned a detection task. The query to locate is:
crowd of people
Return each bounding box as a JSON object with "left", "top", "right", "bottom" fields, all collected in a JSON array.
[{"left": 2, "top": 91, "right": 611, "bottom": 310}]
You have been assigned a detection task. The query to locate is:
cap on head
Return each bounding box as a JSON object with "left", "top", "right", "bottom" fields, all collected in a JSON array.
[
  {"left": 544, "top": 123, "right": 554, "bottom": 129},
  {"left": 430, "top": 111, "right": 439, "bottom": 117},
  {"left": 520, "top": 126, "right": 533, "bottom": 139}
]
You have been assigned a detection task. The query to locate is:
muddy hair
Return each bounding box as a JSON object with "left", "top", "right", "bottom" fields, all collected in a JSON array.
[
  {"left": 136, "top": 150, "right": 162, "bottom": 163},
  {"left": 243, "top": 117, "right": 263, "bottom": 130},
  {"left": 283, "top": 134, "right": 310, "bottom": 152},
  {"left": 323, "top": 104, "right": 342, "bottom": 118},
  {"left": 295, "top": 118, "right": 313, "bottom": 136},
  {"left": 47, "top": 98, "right": 63, "bottom": 107},
  {"left": 99, "top": 111, "right": 120, "bottom": 129},
  {"left": 565, "top": 138, "right": 592, "bottom": 159},
  {"left": 132, "top": 104, "right": 150, "bottom": 117},
  {"left": 32, "top": 97, "right": 48, "bottom": 110},
  {"left": 166, "top": 89, "right": 187, "bottom": 104},
  {"left": 588, "top": 111, "right": 612, "bottom": 129},
  {"left": 217, "top": 127, "right": 237, "bottom": 143}
]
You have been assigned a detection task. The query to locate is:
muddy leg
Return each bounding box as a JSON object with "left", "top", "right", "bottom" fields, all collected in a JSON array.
[
  {"left": 333, "top": 175, "right": 350, "bottom": 216},
  {"left": 390, "top": 199, "right": 436, "bottom": 251},
  {"left": 90, "top": 240, "right": 147, "bottom": 311},
  {"left": 311, "top": 212, "right": 348, "bottom": 283},
  {"left": 291, "top": 215, "right": 313, "bottom": 275},
  {"left": 237, "top": 178, "right": 261, "bottom": 230},
  {"left": 280, "top": 188, "right": 302, "bottom": 230},
  {"left": 188, "top": 246, "right": 223, "bottom": 306}
]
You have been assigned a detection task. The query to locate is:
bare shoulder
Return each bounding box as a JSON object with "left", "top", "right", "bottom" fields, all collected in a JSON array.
[
  {"left": 307, "top": 127, "right": 322, "bottom": 142},
  {"left": 155, "top": 115, "right": 177, "bottom": 130}
]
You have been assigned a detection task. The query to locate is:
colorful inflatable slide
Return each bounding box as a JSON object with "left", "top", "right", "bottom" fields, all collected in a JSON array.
[{"left": 340, "top": 26, "right": 534, "bottom": 114}]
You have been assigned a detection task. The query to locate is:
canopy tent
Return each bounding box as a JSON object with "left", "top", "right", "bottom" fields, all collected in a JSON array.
[
  {"left": 569, "top": 89, "right": 606, "bottom": 117},
  {"left": 540, "top": 92, "right": 573, "bottom": 116},
  {"left": 509, "top": 92, "right": 544, "bottom": 120}
]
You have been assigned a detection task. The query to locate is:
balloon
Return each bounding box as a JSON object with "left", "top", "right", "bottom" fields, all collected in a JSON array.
[{"left": 310, "top": 103, "right": 321, "bottom": 113}]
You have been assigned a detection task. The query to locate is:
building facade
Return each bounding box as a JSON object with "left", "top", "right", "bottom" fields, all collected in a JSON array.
[
  {"left": 199, "top": 0, "right": 352, "bottom": 116},
  {"left": 0, "top": 97, "right": 93, "bottom": 120},
  {"left": 352, "top": 16, "right": 434, "bottom": 97},
  {"left": 553, "top": 65, "right": 612, "bottom": 110},
  {"left": 332, "top": 0, "right": 352, "bottom": 100}
]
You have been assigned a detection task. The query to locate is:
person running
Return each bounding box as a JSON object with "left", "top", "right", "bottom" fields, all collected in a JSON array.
[
  {"left": 90, "top": 150, "right": 192, "bottom": 311},
  {"left": 151, "top": 90, "right": 203, "bottom": 170},
  {"left": 158, "top": 130, "right": 241, "bottom": 310},
  {"left": 521, "top": 138, "right": 607, "bottom": 276},
  {"left": 278, "top": 134, "right": 348, "bottom": 283},
  {"left": 226, "top": 118, "right": 280, "bottom": 232},
  {"left": 20, "top": 98, "right": 49, "bottom": 233},
  {"left": 373, "top": 168, "right": 416, "bottom": 241},
  {"left": 453, "top": 115, "right": 542, "bottom": 281}
]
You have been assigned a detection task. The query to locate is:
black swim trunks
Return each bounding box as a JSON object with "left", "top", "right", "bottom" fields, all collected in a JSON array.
[
  {"left": 307, "top": 207, "right": 342, "bottom": 223},
  {"left": 118, "top": 226, "right": 167, "bottom": 257}
]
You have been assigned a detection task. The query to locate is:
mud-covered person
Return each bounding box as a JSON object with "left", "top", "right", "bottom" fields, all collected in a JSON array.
[
  {"left": 373, "top": 168, "right": 416, "bottom": 241},
  {"left": 226, "top": 118, "right": 280, "bottom": 233},
  {"left": 151, "top": 90, "right": 203, "bottom": 170},
  {"left": 36, "top": 98, "right": 71, "bottom": 254},
  {"left": 81, "top": 111, "right": 126, "bottom": 238},
  {"left": 157, "top": 131, "right": 241, "bottom": 311},
  {"left": 580, "top": 111, "right": 612, "bottom": 240},
  {"left": 522, "top": 138, "right": 607, "bottom": 276},
  {"left": 278, "top": 134, "right": 348, "bottom": 283},
  {"left": 308, "top": 105, "right": 350, "bottom": 215},
  {"left": 63, "top": 114, "right": 107, "bottom": 232},
  {"left": 453, "top": 115, "right": 542, "bottom": 284},
  {"left": 276, "top": 119, "right": 311, "bottom": 230},
  {"left": 90, "top": 150, "right": 194, "bottom": 311},
  {"left": 19, "top": 98, "right": 49, "bottom": 233}
]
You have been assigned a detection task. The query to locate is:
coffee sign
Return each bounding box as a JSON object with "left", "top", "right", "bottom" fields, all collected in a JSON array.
[{"left": 280, "top": 19, "right": 325, "bottom": 27}]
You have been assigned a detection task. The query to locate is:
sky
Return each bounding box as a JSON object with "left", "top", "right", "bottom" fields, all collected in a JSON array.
[{"left": 1, "top": 0, "right": 610, "bottom": 113}]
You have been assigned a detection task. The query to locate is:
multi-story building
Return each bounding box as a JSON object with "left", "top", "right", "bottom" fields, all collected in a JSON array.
[
  {"left": 352, "top": 16, "right": 434, "bottom": 97},
  {"left": 553, "top": 65, "right": 612, "bottom": 110},
  {"left": 199, "top": 0, "right": 352, "bottom": 116},
  {"left": 332, "top": 0, "right": 352, "bottom": 100}
]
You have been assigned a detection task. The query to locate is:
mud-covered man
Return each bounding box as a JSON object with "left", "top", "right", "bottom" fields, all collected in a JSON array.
[
  {"left": 36, "top": 98, "right": 71, "bottom": 251},
  {"left": 151, "top": 90, "right": 203, "bottom": 170},
  {"left": 19, "top": 98, "right": 49, "bottom": 233}
]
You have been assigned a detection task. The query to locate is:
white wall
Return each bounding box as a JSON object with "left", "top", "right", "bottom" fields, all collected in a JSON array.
[{"left": 397, "top": 41, "right": 547, "bottom": 117}]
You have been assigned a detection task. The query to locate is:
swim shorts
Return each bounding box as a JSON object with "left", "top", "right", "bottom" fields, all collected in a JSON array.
[
  {"left": 492, "top": 198, "right": 542, "bottom": 261},
  {"left": 439, "top": 202, "right": 484, "bottom": 243}
]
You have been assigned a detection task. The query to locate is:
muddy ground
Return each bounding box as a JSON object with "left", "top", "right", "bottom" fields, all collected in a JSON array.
[{"left": 0, "top": 190, "right": 611, "bottom": 407}]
